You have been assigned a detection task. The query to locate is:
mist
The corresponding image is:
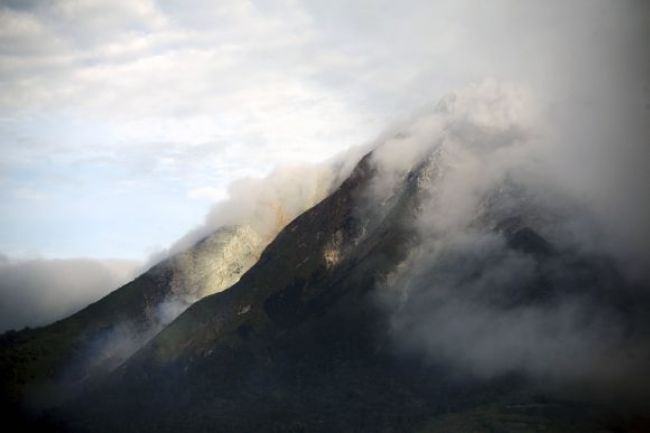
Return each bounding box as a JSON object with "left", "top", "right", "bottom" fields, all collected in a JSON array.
[
  {"left": 172, "top": 147, "right": 365, "bottom": 255},
  {"left": 0, "top": 256, "right": 141, "bottom": 332},
  {"left": 361, "top": 1, "right": 650, "bottom": 401}
]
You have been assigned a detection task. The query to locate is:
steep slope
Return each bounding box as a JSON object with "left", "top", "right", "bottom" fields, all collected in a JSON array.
[
  {"left": 63, "top": 153, "right": 429, "bottom": 432},
  {"left": 57, "top": 148, "right": 650, "bottom": 432},
  {"left": 0, "top": 225, "right": 265, "bottom": 412},
  {"left": 0, "top": 154, "right": 356, "bottom": 423}
]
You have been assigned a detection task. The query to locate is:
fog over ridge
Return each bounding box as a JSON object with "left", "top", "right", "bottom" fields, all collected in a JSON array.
[{"left": 362, "top": 80, "right": 650, "bottom": 404}]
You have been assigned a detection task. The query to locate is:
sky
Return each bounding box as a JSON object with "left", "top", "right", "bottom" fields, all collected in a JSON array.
[{"left": 0, "top": 0, "right": 648, "bottom": 262}]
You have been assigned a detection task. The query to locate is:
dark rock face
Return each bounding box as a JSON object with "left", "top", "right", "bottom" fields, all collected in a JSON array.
[
  {"left": 263, "top": 280, "right": 306, "bottom": 328},
  {"left": 2, "top": 152, "right": 650, "bottom": 433},
  {"left": 497, "top": 216, "right": 553, "bottom": 257}
]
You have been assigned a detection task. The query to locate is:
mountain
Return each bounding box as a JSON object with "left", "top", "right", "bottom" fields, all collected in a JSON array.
[
  {"left": 2, "top": 87, "right": 650, "bottom": 432},
  {"left": 0, "top": 225, "right": 267, "bottom": 417}
]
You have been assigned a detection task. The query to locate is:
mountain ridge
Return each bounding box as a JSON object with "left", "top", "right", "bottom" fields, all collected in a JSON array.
[
  {"left": 3, "top": 84, "right": 650, "bottom": 431},
  {"left": 51, "top": 147, "right": 650, "bottom": 432}
]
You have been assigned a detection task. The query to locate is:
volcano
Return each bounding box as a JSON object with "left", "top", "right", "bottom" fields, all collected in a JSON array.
[{"left": 2, "top": 86, "right": 649, "bottom": 433}]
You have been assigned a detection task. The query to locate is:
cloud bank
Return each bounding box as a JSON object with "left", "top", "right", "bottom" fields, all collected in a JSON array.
[
  {"left": 366, "top": 78, "right": 650, "bottom": 404},
  {"left": 0, "top": 256, "right": 141, "bottom": 332}
]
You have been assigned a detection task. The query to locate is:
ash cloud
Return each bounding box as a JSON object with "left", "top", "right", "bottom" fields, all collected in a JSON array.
[
  {"left": 173, "top": 147, "right": 364, "bottom": 255},
  {"left": 0, "top": 256, "right": 141, "bottom": 332},
  {"left": 362, "top": 1, "right": 649, "bottom": 397},
  {"left": 141, "top": 146, "right": 365, "bottom": 326},
  {"left": 369, "top": 73, "right": 649, "bottom": 403},
  {"left": 152, "top": 146, "right": 364, "bottom": 283}
]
